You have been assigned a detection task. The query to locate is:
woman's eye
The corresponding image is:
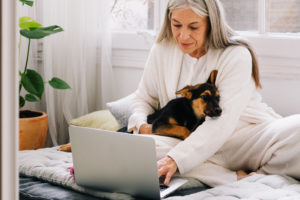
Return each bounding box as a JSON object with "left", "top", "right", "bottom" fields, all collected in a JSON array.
[
  {"left": 173, "top": 24, "right": 182, "bottom": 28},
  {"left": 190, "top": 27, "right": 198, "bottom": 30}
]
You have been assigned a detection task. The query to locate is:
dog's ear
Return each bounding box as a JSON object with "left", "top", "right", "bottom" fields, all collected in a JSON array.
[
  {"left": 190, "top": 83, "right": 201, "bottom": 90},
  {"left": 207, "top": 70, "right": 218, "bottom": 85},
  {"left": 176, "top": 85, "right": 192, "bottom": 99}
]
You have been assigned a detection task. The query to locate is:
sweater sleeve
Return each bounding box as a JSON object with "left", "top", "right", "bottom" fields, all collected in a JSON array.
[
  {"left": 127, "top": 44, "right": 160, "bottom": 133},
  {"left": 168, "top": 46, "right": 255, "bottom": 174}
]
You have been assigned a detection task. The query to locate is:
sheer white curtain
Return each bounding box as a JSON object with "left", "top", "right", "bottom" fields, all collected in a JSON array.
[
  {"left": 39, "top": 0, "right": 114, "bottom": 146},
  {"left": 18, "top": 1, "right": 40, "bottom": 102}
]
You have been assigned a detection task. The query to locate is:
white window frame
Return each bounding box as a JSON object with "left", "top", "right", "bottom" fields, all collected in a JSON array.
[{"left": 112, "top": 0, "right": 300, "bottom": 78}]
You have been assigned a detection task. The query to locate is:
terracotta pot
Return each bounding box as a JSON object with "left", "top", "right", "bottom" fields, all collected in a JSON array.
[{"left": 19, "top": 110, "right": 48, "bottom": 150}]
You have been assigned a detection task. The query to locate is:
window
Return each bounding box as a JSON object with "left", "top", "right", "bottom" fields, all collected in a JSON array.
[
  {"left": 112, "top": 0, "right": 300, "bottom": 34},
  {"left": 221, "top": 0, "right": 258, "bottom": 32},
  {"left": 220, "top": 0, "right": 300, "bottom": 34},
  {"left": 111, "top": 0, "right": 154, "bottom": 31},
  {"left": 266, "top": 0, "right": 300, "bottom": 33}
]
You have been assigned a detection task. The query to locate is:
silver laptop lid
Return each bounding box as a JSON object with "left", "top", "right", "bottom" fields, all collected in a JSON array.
[{"left": 69, "top": 125, "right": 161, "bottom": 200}]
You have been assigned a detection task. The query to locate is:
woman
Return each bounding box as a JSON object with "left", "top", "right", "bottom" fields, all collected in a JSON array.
[{"left": 128, "top": 0, "right": 300, "bottom": 187}]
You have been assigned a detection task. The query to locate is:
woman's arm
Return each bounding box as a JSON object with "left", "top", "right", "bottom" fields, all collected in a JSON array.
[
  {"left": 168, "top": 46, "right": 255, "bottom": 174},
  {"left": 127, "top": 45, "right": 160, "bottom": 133}
]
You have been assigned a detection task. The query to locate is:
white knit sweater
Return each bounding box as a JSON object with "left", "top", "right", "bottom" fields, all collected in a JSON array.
[{"left": 128, "top": 41, "right": 281, "bottom": 175}]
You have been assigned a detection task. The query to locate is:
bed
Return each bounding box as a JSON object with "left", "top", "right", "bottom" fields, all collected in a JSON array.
[
  {"left": 19, "top": 145, "right": 209, "bottom": 200},
  {"left": 19, "top": 95, "right": 300, "bottom": 200},
  {"left": 18, "top": 145, "right": 300, "bottom": 200}
]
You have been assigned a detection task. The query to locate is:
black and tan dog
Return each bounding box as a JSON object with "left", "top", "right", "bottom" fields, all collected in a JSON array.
[
  {"left": 147, "top": 70, "right": 221, "bottom": 140},
  {"left": 59, "top": 70, "right": 221, "bottom": 152}
]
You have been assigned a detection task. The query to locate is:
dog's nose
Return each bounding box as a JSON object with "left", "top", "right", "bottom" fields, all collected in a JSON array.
[{"left": 215, "top": 107, "right": 222, "bottom": 115}]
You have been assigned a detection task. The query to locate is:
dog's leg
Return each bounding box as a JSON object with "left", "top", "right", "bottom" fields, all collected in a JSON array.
[
  {"left": 155, "top": 125, "right": 191, "bottom": 140},
  {"left": 58, "top": 144, "right": 72, "bottom": 152}
]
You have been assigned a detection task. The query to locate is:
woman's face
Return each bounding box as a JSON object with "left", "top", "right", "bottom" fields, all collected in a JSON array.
[{"left": 170, "top": 8, "right": 209, "bottom": 58}]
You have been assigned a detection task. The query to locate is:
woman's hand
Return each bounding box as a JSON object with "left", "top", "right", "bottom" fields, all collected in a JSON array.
[
  {"left": 139, "top": 124, "right": 153, "bottom": 134},
  {"left": 157, "top": 156, "right": 178, "bottom": 186},
  {"left": 236, "top": 170, "right": 257, "bottom": 180}
]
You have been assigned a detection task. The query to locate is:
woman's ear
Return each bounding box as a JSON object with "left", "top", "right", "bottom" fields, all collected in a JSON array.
[
  {"left": 176, "top": 85, "right": 192, "bottom": 99},
  {"left": 207, "top": 70, "right": 218, "bottom": 85}
]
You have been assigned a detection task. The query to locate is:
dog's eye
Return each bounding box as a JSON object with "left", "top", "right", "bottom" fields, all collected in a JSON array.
[{"left": 201, "top": 95, "right": 209, "bottom": 101}]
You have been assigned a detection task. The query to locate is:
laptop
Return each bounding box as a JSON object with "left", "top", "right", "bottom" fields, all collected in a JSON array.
[{"left": 69, "top": 125, "right": 188, "bottom": 200}]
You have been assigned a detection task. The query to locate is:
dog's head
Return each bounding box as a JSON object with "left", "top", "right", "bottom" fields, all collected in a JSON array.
[{"left": 176, "top": 70, "right": 222, "bottom": 119}]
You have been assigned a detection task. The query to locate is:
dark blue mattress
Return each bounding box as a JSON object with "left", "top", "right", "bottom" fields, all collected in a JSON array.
[{"left": 19, "top": 175, "right": 209, "bottom": 200}]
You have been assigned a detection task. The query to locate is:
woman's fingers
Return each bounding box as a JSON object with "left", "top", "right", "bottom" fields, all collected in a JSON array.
[
  {"left": 157, "top": 156, "right": 178, "bottom": 186},
  {"left": 157, "top": 160, "right": 167, "bottom": 177},
  {"left": 139, "top": 124, "right": 153, "bottom": 134},
  {"left": 158, "top": 166, "right": 166, "bottom": 178},
  {"left": 236, "top": 170, "right": 257, "bottom": 180},
  {"left": 164, "top": 169, "right": 175, "bottom": 185}
]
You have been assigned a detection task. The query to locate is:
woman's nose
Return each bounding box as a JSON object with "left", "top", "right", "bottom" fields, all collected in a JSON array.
[{"left": 179, "top": 29, "right": 191, "bottom": 40}]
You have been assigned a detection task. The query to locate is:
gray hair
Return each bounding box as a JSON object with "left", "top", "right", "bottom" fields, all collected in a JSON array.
[{"left": 157, "top": 0, "right": 261, "bottom": 88}]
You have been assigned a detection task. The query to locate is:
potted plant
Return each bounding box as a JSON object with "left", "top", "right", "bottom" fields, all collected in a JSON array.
[{"left": 19, "top": 0, "right": 71, "bottom": 150}]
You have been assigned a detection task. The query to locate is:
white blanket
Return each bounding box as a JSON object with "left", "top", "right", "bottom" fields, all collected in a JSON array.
[{"left": 19, "top": 147, "right": 300, "bottom": 200}]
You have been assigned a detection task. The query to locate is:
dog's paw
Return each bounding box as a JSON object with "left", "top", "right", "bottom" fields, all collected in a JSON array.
[{"left": 58, "top": 144, "right": 72, "bottom": 152}]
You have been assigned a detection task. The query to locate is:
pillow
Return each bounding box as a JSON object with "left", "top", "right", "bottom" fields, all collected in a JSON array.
[
  {"left": 106, "top": 93, "right": 136, "bottom": 127},
  {"left": 69, "top": 109, "right": 121, "bottom": 131}
]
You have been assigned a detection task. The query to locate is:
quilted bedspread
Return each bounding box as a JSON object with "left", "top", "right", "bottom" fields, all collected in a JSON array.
[{"left": 19, "top": 147, "right": 300, "bottom": 200}]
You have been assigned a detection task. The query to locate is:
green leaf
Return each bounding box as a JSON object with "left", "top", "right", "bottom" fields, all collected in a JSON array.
[
  {"left": 21, "top": 69, "right": 44, "bottom": 99},
  {"left": 49, "top": 77, "right": 71, "bottom": 89},
  {"left": 20, "top": 25, "right": 63, "bottom": 39},
  {"left": 19, "top": 16, "right": 41, "bottom": 30},
  {"left": 25, "top": 94, "right": 39, "bottom": 102},
  {"left": 19, "top": 96, "right": 25, "bottom": 108},
  {"left": 19, "top": 0, "right": 34, "bottom": 7}
]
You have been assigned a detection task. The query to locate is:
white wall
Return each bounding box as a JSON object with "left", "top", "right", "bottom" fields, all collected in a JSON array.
[
  {"left": 112, "top": 66, "right": 143, "bottom": 99},
  {"left": 259, "top": 77, "right": 300, "bottom": 116}
]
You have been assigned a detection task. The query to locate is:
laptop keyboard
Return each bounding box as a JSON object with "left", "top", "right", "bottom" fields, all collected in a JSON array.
[
  {"left": 159, "top": 175, "right": 169, "bottom": 192},
  {"left": 160, "top": 184, "right": 169, "bottom": 192}
]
